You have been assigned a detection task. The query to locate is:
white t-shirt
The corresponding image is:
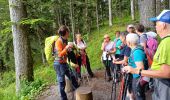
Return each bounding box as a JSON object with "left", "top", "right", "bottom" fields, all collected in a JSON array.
[
  {"left": 102, "top": 41, "right": 114, "bottom": 60},
  {"left": 74, "top": 40, "right": 86, "bottom": 50}
]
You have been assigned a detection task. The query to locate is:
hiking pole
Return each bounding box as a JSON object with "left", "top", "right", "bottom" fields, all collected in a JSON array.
[
  {"left": 121, "top": 73, "right": 130, "bottom": 100},
  {"left": 105, "top": 54, "right": 109, "bottom": 81},
  {"left": 111, "top": 62, "right": 118, "bottom": 100}
]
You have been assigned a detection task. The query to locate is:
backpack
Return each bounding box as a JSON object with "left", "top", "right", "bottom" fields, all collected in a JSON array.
[
  {"left": 44, "top": 36, "right": 59, "bottom": 63},
  {"left": 131, "top": 47, "right": 149, "bottom": 70},
  {"left": 143, "top": 34, "right": 158, "bottom": 67}
]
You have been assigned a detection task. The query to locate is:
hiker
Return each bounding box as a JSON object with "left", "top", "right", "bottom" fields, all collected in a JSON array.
[
  {"left": 123, "top": 10, "right": 170, "bottom": 100},
  {"left": 53, "top": 25, "right": 79, "bottom": 100},
  {"left": 74, "top": 34, "right": 94, "bottom": 78},
  {"left": 113, "top": 32, "right": 133, "bottom": 100},
  {"left": 135, "top": 24, "right": 147, "bottom": 49},
  {"left": 135, "top": 24, "right": 158, "bottom": 66},
  {"left": 123, "top": 33, "right": 148, "bottom": 100},
  {"left": 127, "top": 24, "right": 136, "bottom": 34},
  {"left": 112, "top": 31, "right": 124, "bottom": 82},
  {"left": 101, "top": 34, "right": 116, "bottom": 82}
]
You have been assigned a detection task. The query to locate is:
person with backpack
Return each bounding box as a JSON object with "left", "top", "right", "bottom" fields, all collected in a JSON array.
[
  {"left": 123, "top": 33, "right": 148, "bottom": 100},
  {"left": 123, "top": 10, "right": 170, "bottom": 100},
  {"left": 74, "top": 34, "right": 94, "bottom": 78},
  {"left": 101, "top": 34, "right": 116, "bottom": 82},
  {"left": 135, "top": 24, "right": 158, "bottom": 67},
  {"left": 113, "top": 32, "right": 134, "bottom": 100},
  {"left": 53, "top": 25, "right": 79, "bottom": 100}
]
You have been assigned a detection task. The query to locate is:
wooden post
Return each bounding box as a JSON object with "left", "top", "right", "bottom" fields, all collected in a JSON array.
[
  {"left": 76, "top": 87, "right": 93, "bottom": 100},
  {"left": 65, "top": 76, "right": 73, "bottom": 93}
]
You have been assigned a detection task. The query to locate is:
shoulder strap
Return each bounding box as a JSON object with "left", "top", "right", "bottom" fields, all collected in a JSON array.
[{"left": 131, "top": 46, "right": 144, "bottom": 56}]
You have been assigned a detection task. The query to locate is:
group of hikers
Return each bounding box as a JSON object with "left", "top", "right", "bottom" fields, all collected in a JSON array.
[{"left": 52, "top": 10, "right": 170, "bottom": 100}]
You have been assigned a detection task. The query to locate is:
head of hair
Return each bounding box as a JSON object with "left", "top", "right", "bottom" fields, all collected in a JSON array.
[
  {"left": 58, "top": 25, "right": 69, "bottom": 36},
  {"left": 126, "top": 33, "right": 139, "bottom": 45},
  {"left": 120, "top": 32, "right": 127, "bottom": 38},
  {"left": 115, "top": 31, "right": 120, "bottom": 34},
  {"left": 135, "top": 24, "right": 145, "bottom": 33},
  {"left": 104, "top": 34, "right": 110, "bottom": 38},
  {"left": 129, "top": 27, "right": 135, "bottom": 33}
]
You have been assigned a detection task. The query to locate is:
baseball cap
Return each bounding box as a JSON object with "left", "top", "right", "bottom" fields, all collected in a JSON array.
[{"left": 149, "top": 10, "right": 170, "bottom": 24}]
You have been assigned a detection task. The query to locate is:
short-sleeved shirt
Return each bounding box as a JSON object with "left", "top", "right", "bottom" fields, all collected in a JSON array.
[
  {"left": 114, "top": 38, "right": 122, "bottom": 54},
  {"left": 151, "top": 36, "right": 170, "bottom": 70},
  {"left": 140, "top": 33, "right": 147, "bottom": 44},
  {"left": 102, "top": 41, "right": 114, "bottom": 60},
  {"left": 128, "top": 47, "right": 146, "bottom": 78},
  {"left": 121, "top": 45, "right": 131, "bottom": 57}
]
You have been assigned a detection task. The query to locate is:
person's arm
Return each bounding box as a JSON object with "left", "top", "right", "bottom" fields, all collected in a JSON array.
[
  {"left": 114, "top": 56, "right": 128, "bottom": 65},
  {"left": 136, "top": 64, "right": 170, "bottom": 78},
  {"left": 55, "top": 39, "right": 69, "bottom": 57},
  {"left": 109, "top": 48, "right": 116, "bottom": 54},
  {"left": 124, "top": 64, "right": 170, "bottom": 78},
  {"left": 101, "top": 42, "right": 105, "bottom": 51}
]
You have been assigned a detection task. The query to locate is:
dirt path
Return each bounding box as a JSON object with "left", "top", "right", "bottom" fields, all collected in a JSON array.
[{"left": 36, "top": 70, "right": 152, "bottom": 100}]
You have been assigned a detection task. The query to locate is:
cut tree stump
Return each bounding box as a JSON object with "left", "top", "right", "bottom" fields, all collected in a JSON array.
[
  {"left": 76, "top": 87, "right": 93, "bottom": 100},
  {"left": 65, "top": 76, "right": 73, "bottom": 93}
]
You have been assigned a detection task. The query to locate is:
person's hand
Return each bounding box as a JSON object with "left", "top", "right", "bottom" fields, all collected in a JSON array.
[
  {"left": 75, "top": 64, "right": 79, "bottom": 68},
  {"left": 122, "top": 66, "right": 136, "bottom": 74},
  {"left": 66, "top": 44, "right": 73, "bottom": 50}
]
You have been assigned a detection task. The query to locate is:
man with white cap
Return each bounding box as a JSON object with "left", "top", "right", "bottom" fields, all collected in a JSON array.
[{"left": 123, "top": 10, "right": 170, "bottom": 100}]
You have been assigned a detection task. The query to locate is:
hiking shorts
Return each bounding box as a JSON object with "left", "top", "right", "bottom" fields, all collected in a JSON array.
[{"left": 152, "top": 79, "right": 170, "bottom": 100}]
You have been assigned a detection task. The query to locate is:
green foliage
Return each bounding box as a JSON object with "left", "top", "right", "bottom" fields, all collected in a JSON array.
[
  {"left": 0, "top": 65, "right": 56, "bottom": 100},
  {"left": 0, "top": 83, "right": 18, "bottom": 100},
  {"left": 0, "top": 71, "right": 15, "bottom": 88},
  {"left": 20, "top": 78, "right": 46, "bottom": 100},
  {"left": 20, "top": 18, "right": 52, "bottom": 28}
]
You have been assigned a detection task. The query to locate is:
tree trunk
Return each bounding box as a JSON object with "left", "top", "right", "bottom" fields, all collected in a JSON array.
[
  {"left": 76, "top": 87, "right": 93, "bottom": 100},
  {"left": 156, "top": 0, "right": 161, "bottom": 16},
  {"left": 131, "top": 0, "right": 135, "bottom": 20},
  {"left": 101, "top": 1, "right": 105, "bottom": 26},
  {"left": 138, "top": 0, "right": 156, "bottom": 28},
  {"left": 70, "top": 0, "right": 75, "bottom": 41},
  {"left": 96, "top": 0, "right": 100, "bottom": 33},
  {"left": 85, "top": 0, "right": 89, "bottom": 34},
  {"left": 108, "top": 0, "right": 112, "bottom": 26},
  {"left": 8, "top": 0, "right": 34, "bottom": 94},
  {"left": 37, "top": 27, "right": 47, "bottom": 65}
]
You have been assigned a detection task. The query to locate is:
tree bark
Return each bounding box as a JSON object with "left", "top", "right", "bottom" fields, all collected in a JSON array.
[
  {"left": 108, "top": 0, "right": 112, "bottom": 26},
  {"left": 37, "top": 27, "right": 47, "bottom": 65},
  {"left": 131, "top": 0, "right": 135, "bottom": 20},
  {"left": 76, "top": 87, "right": 93, "bottom": 100},
  {"left": 8, "top": 0, "right": 34, "bottom": 94},
  {"left": 138, "top": 0, "right": 156, "bottom": 28},
  {"left": 96, "top": 0, "right": 100, "bottom": 33},
  {"left": 70, "top": 0, "right": 75, "bottom": 41},
  {"left": 156, "top": 0, "right": 161, "bottom": 16}
]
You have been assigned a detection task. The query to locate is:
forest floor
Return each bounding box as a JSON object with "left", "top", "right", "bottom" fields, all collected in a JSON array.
[{"left": 36, "top": 70, "right": 152, "bottom": 100}]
